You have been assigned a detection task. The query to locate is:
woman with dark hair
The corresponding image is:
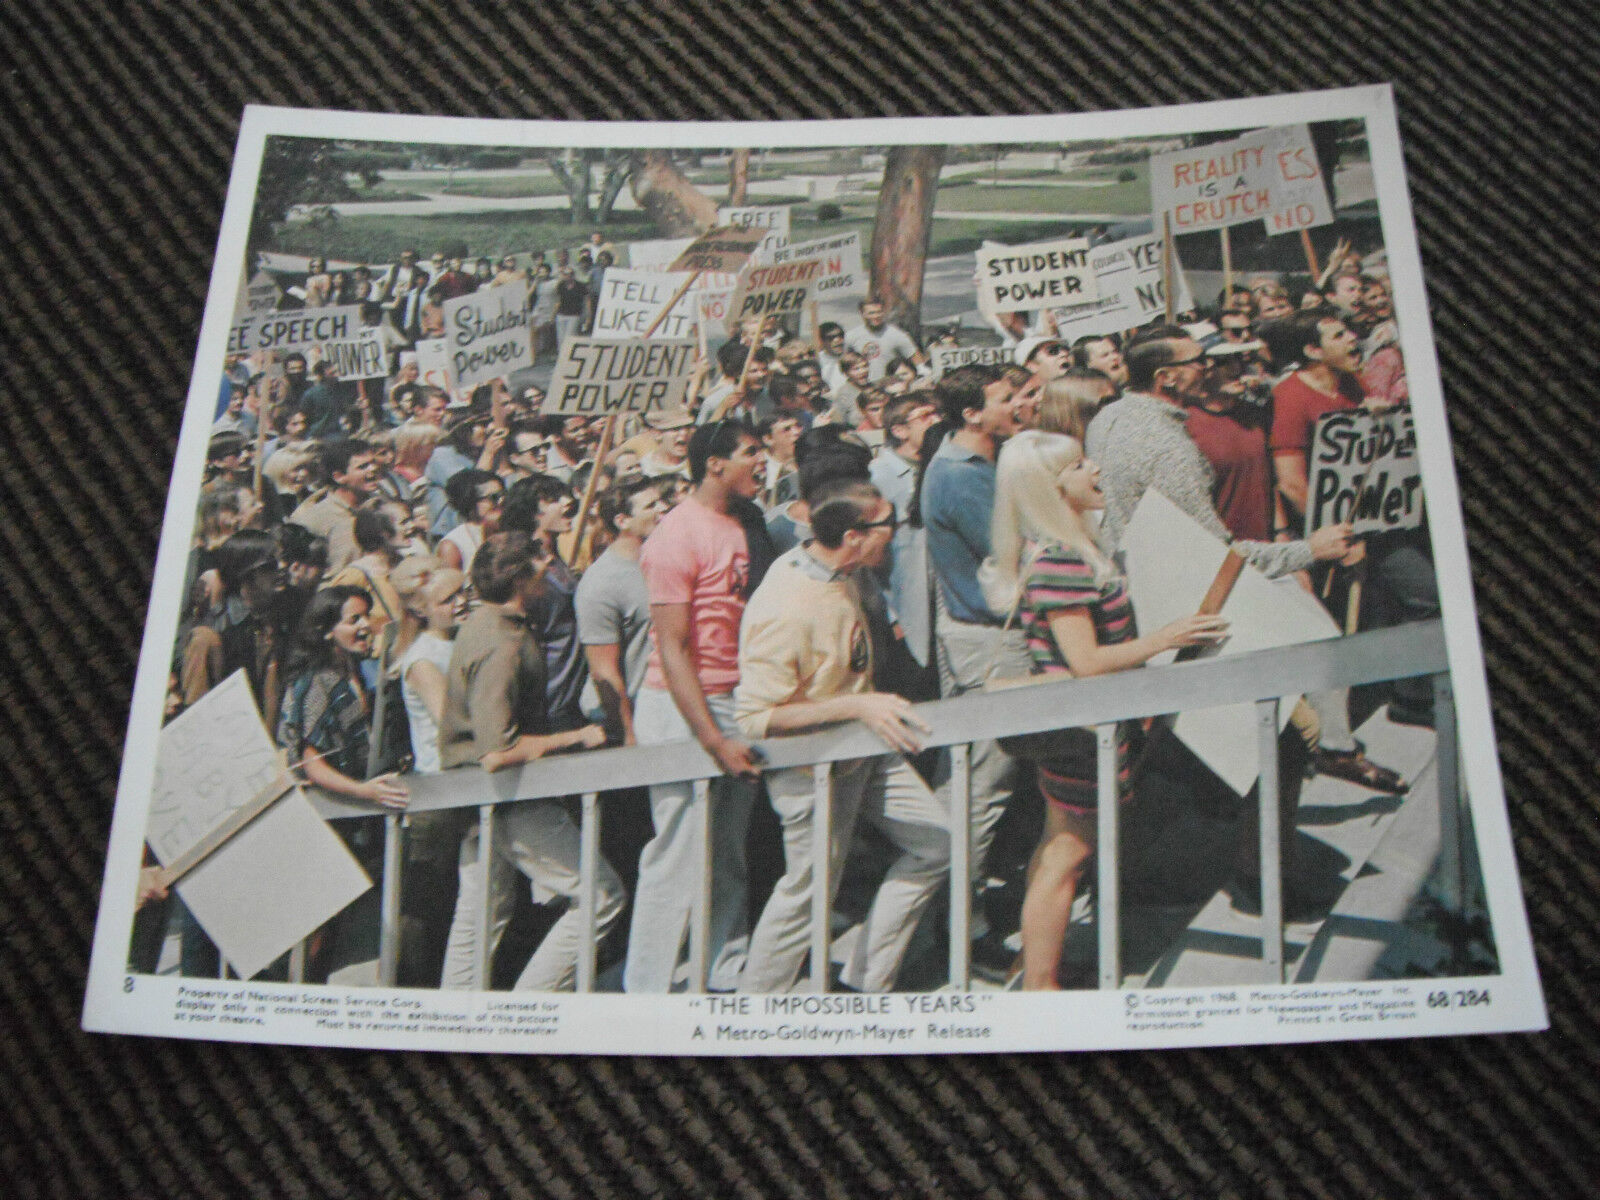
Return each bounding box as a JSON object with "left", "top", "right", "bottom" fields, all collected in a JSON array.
[
  {"left": 277, "top": 585, "right": 407, "bottom": 982},
  {"left": 324, "top": 502, "right": 407, "bottom": 648},
  {"left": 438, "top": 469, "right": 504, "bottom": 573},
  {"left": 501, "top": 472, "right": 589, "bottom": 730}
]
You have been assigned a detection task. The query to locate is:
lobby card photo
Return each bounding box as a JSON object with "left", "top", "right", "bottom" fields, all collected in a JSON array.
[{"left": 84, "top": 87, "right": 1545, "bottom": 1055}]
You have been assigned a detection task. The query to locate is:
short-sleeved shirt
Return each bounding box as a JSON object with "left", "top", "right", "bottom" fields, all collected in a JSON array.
[
  {"left": 919, "top": 438, "right": 998, "bottom": 625},
  {"left": 278, "top": 667, "right": 370, "bottom": 780},
  {"left": 437, "top": 604, "right": 547, "bottom": 770},
  {"left": 844, "top": 322, "right": 919, "bottom": 381},
  {"left": 1021, "top": 544, "right": 1136, "bottom": 674},
  {"left": 529, "top": 553, "right": 587, "bottom": 730},
  {"left": 575, "top": 546, "right": 653, "bottom": 700},
  {"left": 1020, "top": 544, "right": 1139, "bottom": 811},
  {"left": 639, "top": 495, "right": 750, "bottom": 695},
  {"left": 1270, "top": 371, "right": 1361, "bottom": 457},
  {"left": 1184, "top": 402, "right": 1275, "bottom": 543}
]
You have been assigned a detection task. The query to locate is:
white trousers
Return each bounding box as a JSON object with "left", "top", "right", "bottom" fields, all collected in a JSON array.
[
  {"left": 623, "top": 687, "right": 756, "bottom": 992},
  {"left": 740, "top": 755, "right": 949, "bottom": 994},
  {"left": 440, "top": 799, "right": 625, "bottom": 992}
]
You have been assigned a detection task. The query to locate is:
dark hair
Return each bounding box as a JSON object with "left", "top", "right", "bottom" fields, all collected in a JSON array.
[
  {"left": 798, "top": 447, "right": 872, "bottom": 505},
  {"left": 352, "top": 503, "right": 397, "bottom": 554},
  {"left": 320, "top": 438, "right": 372, "bottom": 482},
  {"left": 809, "top": 480, "right": 882, "bottom": 548},
  {"left": 215, "top": 530, "right": 279, "bottom": 594},
  {"left": 881, "top": 394, "right": 931, "bottom": 446},
  {"left": 596, "top": 478, "right": 659, "bottom": 535},
  {"left": 471, "top": 532, "right": 544, "bottom": 604},
  {"left": 287, "top": 585, "right": 369, "bottom": 676},
  {"left": 767, "top": 374, "right": 803, "bottom": 407},
  {"left": 501, "top": 472, "right": 574, "bottom": 533},
  {"left": 932, "top": 363, "right": 1006, "bottom": 428},
  {"left": 687, "top": 420, "right": 757, "bottom": 484},
  {"left": 1070, "top": 334, "right": 1119, "bottom": 369},
  {"left": 883, "top": 355, "right": 917, "bottom": 378},
  {"left": 819, "top": 321, "right": 844, "bottom": 340},
  {"left": 1286, "top": 305, "right": 1346, "bottom": 365},
  {"left": 793, "top": 423, "right": 866, "bottom": 468},
  {"left": 444, "top": 468, "right": 502, "bottom": 522},
  {"left": 756, "top": 413, "right": 799, "bottom": 441},
  {"left": 1123, "top": 326, "right": 1198, "bottom": 391},
  {"left": 276, "top": 523, "right": 327, "bottom": 570},
  {"left": 1255, "top": 317, "right": 1303, "bottom": 371}
]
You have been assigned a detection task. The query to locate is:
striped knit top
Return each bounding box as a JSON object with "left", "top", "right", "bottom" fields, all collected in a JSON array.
[{"left": 1020, "top": 543, "right": 1136, "bottom": 675}]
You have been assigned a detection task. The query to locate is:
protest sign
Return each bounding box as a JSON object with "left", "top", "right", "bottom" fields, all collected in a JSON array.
[
  {"left": 545, "top": 337, "right": 698, "bottom": 416},
  {"left": 413, "top": 337, "right": 451, "bottom": 391},
  {"left": 718, "top": 204, "right": 791, "bottom": 256},
  {"left": 441, "top": 282, "right": 531, "bottom": 391},
  {"left": 146, "top": 672, "right": 370, "bottom": 979},
  {"left": 727, "top": 255, "right": 837, "bottom": 329},
  {"left": 1122, "top": 491, "right": 1338, "bottom": 795},
  {"left": 626, "top": 237, "right": 694, "bottom": 270},
  {"left": 668, "top": 225, "right": 770, "bottom": 274},
  {"left": 226, "top": 304, "right": 362, "bottom": 355},
  {"left": 1259, "top": 124, "right": 1334, "bottom": 234},
  {"left": 1305, "top": 409, "right": 1423, "bottom": 536},
  {"left": 591, "top": 268, "right": 699, "bottom": 340},
  {"left": 696, "top": 287, "right": 734, "bottom": 329},
  {"left": 763, "top": 231, "right": 864, "bottom": 299},
  {"left": 316, "top": 325, "right": 387, "bottom": 381},
  {"left": 1150, "top": 125, "right": 1333, "bottom": 236},
  {"left": 234, "top": 269, "right": 279, "bottom": 321},
  {"left": 929, "top": 344, "right": 1013, "bottom": 378},
  {"left": 976, "top": 236, "right": 1098, "bottom": 317},
  {"left": 1046, "top": 233, "right": 1194, "bottom": 340}
]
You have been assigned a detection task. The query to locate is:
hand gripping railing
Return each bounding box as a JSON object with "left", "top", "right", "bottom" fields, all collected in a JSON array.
[{"left": 304, "top": 620, "right": 1453, "bottom": 992}]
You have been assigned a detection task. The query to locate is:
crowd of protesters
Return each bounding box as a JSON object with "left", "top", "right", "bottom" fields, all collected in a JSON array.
[{"left": 136, "top": 229, "right": 1437, "bottom": 993}]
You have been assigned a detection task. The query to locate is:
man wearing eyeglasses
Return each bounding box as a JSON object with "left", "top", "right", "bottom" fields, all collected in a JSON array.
[
  {"left": 1087, "top": 325, "right": 1354, "bottom": 575},
  {"left": 734, "top": 479, "right": 949, "bottom": 993},
  {"left": 1014, "top": 334, "right": 1073, "bottom": 386}
]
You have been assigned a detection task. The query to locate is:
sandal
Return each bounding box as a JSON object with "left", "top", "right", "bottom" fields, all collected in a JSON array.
[{"left": 1311, "top": 746, "right": 1408, "bottom": 794}]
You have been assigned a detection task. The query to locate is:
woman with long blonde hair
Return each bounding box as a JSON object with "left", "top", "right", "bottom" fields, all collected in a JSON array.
[{"left": 991, "top": 430, "right": 1226, "bottom": 989}]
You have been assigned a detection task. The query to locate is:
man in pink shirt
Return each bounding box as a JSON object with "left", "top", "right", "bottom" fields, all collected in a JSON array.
[{"left": 624, "top": 420, "right": 769, "bottom": 992}]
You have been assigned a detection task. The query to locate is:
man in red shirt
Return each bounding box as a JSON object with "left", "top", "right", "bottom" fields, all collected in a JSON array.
[
  {"left": 1269, "top": 307, "right": 1408, "bottom": 792},
  {"left": 623, "top": 421, "right": 769, "bottom": 992}
]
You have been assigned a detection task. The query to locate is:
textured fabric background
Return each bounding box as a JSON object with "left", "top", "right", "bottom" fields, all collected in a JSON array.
[{"left": 2, "top": 2, "right": 1596, "bottom": 1196}]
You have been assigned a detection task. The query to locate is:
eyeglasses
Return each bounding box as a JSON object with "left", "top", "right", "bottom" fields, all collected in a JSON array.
[
  {"left": 477, "top": 490, "right": 505, "bottom": 505},
  {"left": 854, "top": 513, "right": 900, "bottom": 534},
  {"left": 1168, "top": 352, "right": 1213, "bottom": 369}
]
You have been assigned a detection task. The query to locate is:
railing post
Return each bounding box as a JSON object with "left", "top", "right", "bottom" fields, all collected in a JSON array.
[
  {"left": 576, "top": 792, "right": 601, "bottom": 994},
  {"left": 1095, "top": 722, "right": 1121, "bottom": 990},
  {"left": 687, "top": 779, "right": 712, "bottom": 993},
  {"left": 1432, "top": 672, "right": 1465, "bottom": 973},
  {"left": 377, "top": 813, "right": 403, "bottom": 987},
  {"left": 808, "top": 764, "right": 834, "bottom": 993},
  {"left": 1256, "top": 698, "right": 1284, "bottom": 982},
  {"left": 473, "top": 804, "right": 495, "bottom": 991},
  {"left": 288, "top": 942, "right": 305, "bottom": 983},
  {"left": 947, "top": 744, "right": 971, "bottom": 990}
]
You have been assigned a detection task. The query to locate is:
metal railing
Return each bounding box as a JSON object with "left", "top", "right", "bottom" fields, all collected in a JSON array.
[{"left": 296, "top": 620, "right": 1454, "bottom": 992}]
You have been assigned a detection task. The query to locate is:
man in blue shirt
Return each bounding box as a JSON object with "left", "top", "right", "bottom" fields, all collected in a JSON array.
[{"left": 917, "top": 364, "right": 1031, "bottom": 957}]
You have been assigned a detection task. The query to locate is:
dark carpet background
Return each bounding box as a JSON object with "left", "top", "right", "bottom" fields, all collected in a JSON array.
[{"left": 2, "top": 1, "right": 1596, "bottom": 1196}]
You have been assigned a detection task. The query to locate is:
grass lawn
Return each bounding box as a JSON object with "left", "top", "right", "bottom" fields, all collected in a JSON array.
[{"left": 269, "top": 209, "right": 660, "bottom": 264}]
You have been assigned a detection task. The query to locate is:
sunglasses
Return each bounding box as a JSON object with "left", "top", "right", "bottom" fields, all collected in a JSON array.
[{"left": 854, "top": 513, "right": 900, "bottom": 533}]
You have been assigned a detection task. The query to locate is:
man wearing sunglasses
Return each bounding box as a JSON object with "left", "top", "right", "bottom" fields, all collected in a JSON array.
[{"left": 734, "top": 479, "right": 949, "bottom": 993}]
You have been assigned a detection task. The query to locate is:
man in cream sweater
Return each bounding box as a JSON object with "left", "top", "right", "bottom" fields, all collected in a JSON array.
[{"left": 735, "top": 479, "right": 950, "bottom": 993}]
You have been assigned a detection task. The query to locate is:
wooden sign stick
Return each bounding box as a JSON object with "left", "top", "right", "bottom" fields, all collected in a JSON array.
[
  {"left": 1173, "top": 550, "right": 1245, "bottom": 663},
  {"left": 1163, "top": 212, "right": 1177, "bottom": 324},
  {"left": 1220, "top": 226, "right": 1233, "bottom": 302},
  {"left": 567, "top": 268, "right": 703, "bottom": 558},
  {"left": 155, "top": 767, "right": 298, "bottom": 890},
  {"left": 1300, "top": 229, "right": 1320, "bottom": 279}
]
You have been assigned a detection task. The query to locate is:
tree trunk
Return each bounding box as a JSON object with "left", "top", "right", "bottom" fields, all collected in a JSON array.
[
  {"left": 868, "top": 145, "right": 946, "bottom": 339},
  {"left": 548, "top": 149, "right": 593, "bottom": 226},
  {"left": 630, "top": 150, "right": 719, "bottom": 238},
  {"left": 596, "top": 152, "right": 633, "bottom": 223},
  {"left": 727, "top": 149, "right": 751, "bottom": 206}
]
